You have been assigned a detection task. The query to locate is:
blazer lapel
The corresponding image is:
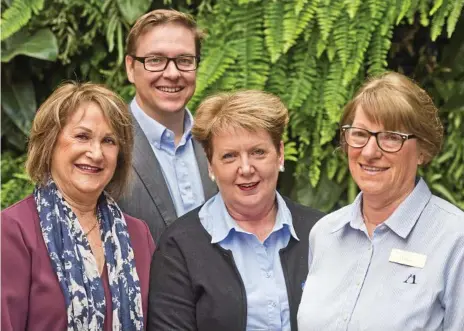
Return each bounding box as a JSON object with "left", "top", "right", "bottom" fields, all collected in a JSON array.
[
  {"left": 131, "top": 117, "right": 178, "bottom": 225},
  {"left": 193, "top": 139, "right": 217, "bottom": 200}
]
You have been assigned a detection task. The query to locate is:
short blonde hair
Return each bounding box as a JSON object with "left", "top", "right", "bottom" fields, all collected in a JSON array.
[
  {"left": 340, "top": 72, "right": 443, "bottom": 164},
  {"left": 192, "top": 90, "right": 289, "bottom": 161},
  {"left": 26, "top": 82, "right": 134, "bottom": 199},
  {"left": 126, "top": 9, "right": 205, "bottom": 56}
]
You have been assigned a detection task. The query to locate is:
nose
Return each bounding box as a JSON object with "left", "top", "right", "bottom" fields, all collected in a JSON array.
[
  {"left": 163, "top": 59, "right": 181, "bottom": 79},
  {"left": 238, "top": 156, "right": 254, "bottom": 176},
  {"left": 361, "top": 135, "right": 382, "bottom": 159},
  {"left": 87, "top": 141, "right": 104, "bottom": 161}
]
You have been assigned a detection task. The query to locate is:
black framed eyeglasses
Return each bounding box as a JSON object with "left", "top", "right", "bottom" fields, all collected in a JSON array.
[
  {"left": 341, "top": 125, "right": 417, "bottom": 153},
  {"left": 130, "top": 55, "right": 200, "bottom": 72}
]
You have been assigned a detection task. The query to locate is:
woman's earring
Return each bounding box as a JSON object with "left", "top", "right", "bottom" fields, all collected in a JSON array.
[
  {"left": 209, "top": 173, "right": 215, "bottom": 182},
  {"left": 279, "top": 164, "right": 285, "bottom": 173}
]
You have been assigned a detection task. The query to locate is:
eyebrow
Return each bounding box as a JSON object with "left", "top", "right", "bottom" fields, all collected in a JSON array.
[{"left": 74, "top": 126, "right": 116, "bottom": 137}]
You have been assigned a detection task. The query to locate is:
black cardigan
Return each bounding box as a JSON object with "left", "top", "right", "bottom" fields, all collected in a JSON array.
[{"left": 147, "top": 197, "right": 324, "bottom": 331}]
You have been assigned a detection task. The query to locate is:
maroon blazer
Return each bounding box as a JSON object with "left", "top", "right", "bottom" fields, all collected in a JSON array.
[{"left": 1, "top": 195, "right": 155, "bottom": 331}]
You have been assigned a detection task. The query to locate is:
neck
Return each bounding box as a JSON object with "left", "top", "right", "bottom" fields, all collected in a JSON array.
[
  {"left": 227, "top": 199, "right": 277, "bottom": 242},
  {"left": 135, "top": 95, "right": 185, "bottom": 145},
  {"left": 55, "top": 187, "right": 98, "bottom": 226},
  {"left": 362, "top": 185, "right": 414, "bottom": 236}
]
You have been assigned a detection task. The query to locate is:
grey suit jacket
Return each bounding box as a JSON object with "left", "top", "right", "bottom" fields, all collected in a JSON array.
[{"left": 118, "top": 115, "right": 217, "bottom": 244}]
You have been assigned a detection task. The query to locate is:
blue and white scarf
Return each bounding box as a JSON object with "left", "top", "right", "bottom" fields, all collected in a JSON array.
[{"left": 34, "top": 179, "right": 144, "bottom": 330}]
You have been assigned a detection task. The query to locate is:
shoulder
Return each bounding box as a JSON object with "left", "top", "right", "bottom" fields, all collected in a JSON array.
[
  {"left": 1, "top": 195, "right": 39, "bottom": 249},
  {"left": 425, "top": 195, "right": 464, "bottom": 235},
  {"left": 2, "top": 195, "right": 38, "bottom": 225},
  {"left": 123, "top": 212, "right": 155, "bottom": 251},
  {"left": 282, "top": 197, "right": 325, "bottom": 234},
  {"left": 309, "top": 204, "right": 353, "bottom": 237},
  {"left": 157, "top": 206, "right": 209, "bottom": 248},
  {"left": 284, "top": 197, "right": 325, "bottom": 220}
]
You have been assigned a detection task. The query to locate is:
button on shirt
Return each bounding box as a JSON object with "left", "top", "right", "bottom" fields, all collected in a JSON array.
[
  {"left": 199, "top": 192, "right": 298, "bottom": 331},
  {"left": 131, "top": 99, "right": 205, "bottom": 217},
  {"left": 297, "top": 178, "right": 464, "bottom": 331}
]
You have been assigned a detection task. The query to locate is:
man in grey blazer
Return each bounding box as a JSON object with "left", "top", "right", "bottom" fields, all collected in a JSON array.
[{"left": 119, "top": 9, "right": 216, "bottom": 243}]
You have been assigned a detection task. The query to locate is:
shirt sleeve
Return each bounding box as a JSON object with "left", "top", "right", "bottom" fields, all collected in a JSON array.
[
  {"left": 147, "top": 235, "right": 197, "bottom": 331},
  {"left": 1, "top": 213, "right": 31, "bottom": 331},
  {"left": 442, "top": 234, "right": 464, "bottom": 330}
]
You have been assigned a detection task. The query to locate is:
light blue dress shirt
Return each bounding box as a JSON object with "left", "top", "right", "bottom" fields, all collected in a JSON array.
[
  {"left": 298, "top": 178, "right": 464, "bottom": 331},
  {"left": 131, "top": 99, "right": 205, "bottom": 217},
  {"left": 199, "top": 192, "right": 298, "bottom": 331}
]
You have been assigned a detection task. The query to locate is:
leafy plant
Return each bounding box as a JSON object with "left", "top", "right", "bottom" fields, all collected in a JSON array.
[
  {"left": 191, "top": 0, "right": 463, "bottom": 211},
  {"left": 1, "top": 153, "right": 35, "bottom": 210},
  {"left": 1, "top": 0, "right": 463, "bottom": 212}
]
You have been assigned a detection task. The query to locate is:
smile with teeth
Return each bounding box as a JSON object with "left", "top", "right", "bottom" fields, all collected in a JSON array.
[
  {"left": 76, "top": 164, "right": 102, "bottom": 173},
  {"left": 360, "top": 164, "right": 388, "bottom": 172},
  {"left": 157, "top": 86, "right": 183, "bottom": 93}
]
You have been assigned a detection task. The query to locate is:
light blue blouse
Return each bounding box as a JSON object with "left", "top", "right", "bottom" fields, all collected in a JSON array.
[
  {"left": 199, "top": 192, "right": 298, "bottom": 331},
  {"left": 298, "top": 178, "right": 464, "bottom": 331}
]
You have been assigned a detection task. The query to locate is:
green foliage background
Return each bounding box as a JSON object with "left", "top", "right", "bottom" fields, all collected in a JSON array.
[{"left": 2, "top": 0, "right": 463, "bottom": 211}]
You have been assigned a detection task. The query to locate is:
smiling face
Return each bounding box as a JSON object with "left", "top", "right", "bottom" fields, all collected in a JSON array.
[
  {"left": 50, "top": 102, "right": 119, "bottom": 203},
  {"left": 209, "top": 127, "right": 284, "bottom": 218},
  {"left": 125, "top": 22, "right": 196, "bottom": 121},
  {"left": 348, "top": 106, "right": 423, "bottom": 203}
]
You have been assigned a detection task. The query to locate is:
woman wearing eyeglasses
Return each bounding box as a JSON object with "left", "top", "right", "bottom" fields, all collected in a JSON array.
[{"left": 297, "top": 72, "right": 464, "bottom": 330}]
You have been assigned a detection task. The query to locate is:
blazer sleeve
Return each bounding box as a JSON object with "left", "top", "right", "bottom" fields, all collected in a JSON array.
[
  {"left": 147, "top": 234, "right": 197, "bottom": 331},
  {"left": 1, "top": 212, "right": 31, "bottom": 331}
]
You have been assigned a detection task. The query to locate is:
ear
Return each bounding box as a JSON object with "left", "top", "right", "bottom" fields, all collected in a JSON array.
[
  {"left": 417, "top": 153, "right": 425, "bottom": 165},
  {"left": 125, "top": 55, "right": 135, "bottom": 84},
  {"left": 279, "top": 141, "right": 285, "bottom": 166}
]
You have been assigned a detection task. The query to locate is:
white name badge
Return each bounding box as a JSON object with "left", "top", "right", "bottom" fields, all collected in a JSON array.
[{"left": 389, "top": 248, "right": 427, "bottom": 268}]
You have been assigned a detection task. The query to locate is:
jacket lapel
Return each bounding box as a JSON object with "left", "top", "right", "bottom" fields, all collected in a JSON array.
[
  {"left": 131, "top": 117, "right": 177, "bottom": 226},
  {"left": 193, "top": 139, "right": 217, "bottom": 200}
]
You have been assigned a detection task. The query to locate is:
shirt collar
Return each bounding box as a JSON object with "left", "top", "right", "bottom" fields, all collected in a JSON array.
[
  {"left": 130, "top": 98, "right": 193, "bottom": 147},
  {"left": 199, "top": 191, "right": 299, "bottom": 244},
  {"left": 330, "top": 177, "right": 432, "bottom": 239}
]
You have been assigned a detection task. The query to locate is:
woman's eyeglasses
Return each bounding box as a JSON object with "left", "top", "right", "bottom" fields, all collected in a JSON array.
[{"left": 341, "top": 125, "right": 416, "bottom": 153}]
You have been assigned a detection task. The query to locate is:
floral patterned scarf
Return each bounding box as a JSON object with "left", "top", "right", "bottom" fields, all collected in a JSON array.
[{"left": 34, "top": 179, "right": 144, "bottom": 330}]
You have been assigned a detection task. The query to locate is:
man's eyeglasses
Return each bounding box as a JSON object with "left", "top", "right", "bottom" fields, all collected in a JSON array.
[
  {"left": 341, "top": 125, "right": 417, "bottom": 153},
  {"left": 130, "top": 55, "right": 200, "bottom": 72}
]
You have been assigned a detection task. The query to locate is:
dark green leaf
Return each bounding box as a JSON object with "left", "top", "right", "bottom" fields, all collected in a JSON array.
[
  {"left": 1, "top": 29, "right": 58, "bottom": 62},
  {"left": 116, "top": 0, "right": 151, "bottom": 25}
]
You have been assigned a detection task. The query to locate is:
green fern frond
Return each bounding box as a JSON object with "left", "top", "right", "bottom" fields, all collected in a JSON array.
[
  {"left": 1, "top": 0, "right": 45, "bottom": 41},
  {"left": 266, "top": 54, "right": 289, "bottom": 97},
  {"left": 308, "top": 112, "right": 324, "bottom": 187},
  {"left": 345, "top": 0, "right": 362, "bottom": 19},
  {"left": 333, "top": 14, "right": 351, "bottom": 67},
  {"left": 295, "top": 0, "right": 308, "bottom": 15},
  {"left": 381, "top": 2, "right": 398, "bottom": 35},
  {"left": 283, "top": 0, "right": 318, "bottom": 53},
  {"left": 324, "top": 61, "right": 347, "bottom": 123},
  {"left": 446, "top": 0, "right": 464, "bottom": 38},
  {"left": 286, "top": 39, "right": 317, "bottom": 110},
  {"left": 429, "top": 0, "right": 444, "bottom": 15},
  {"left": 396, "top": 0, "right": 411, "bottom": 24},
  {"left": 229, "top": 3, "right": 270, "bottom": 89},
  {"left": 406, "top": 0, "right": 420, "bottom": 24},
  {"left": 430, "top": 0, "right": 451, "bottom": 41},
  {"left": 418, "top": 0, "right": 431, "bottom": 26},
  {"left": 316, "top": 0, "right": 343, "bottom": 42},
  {"left": 367, "top": 24, "right": 391, "bottom": 75},
  {"left": 264, "top": 1, "right": 285, "bottom": 63},
  {"left": 188, "top": 44, "right": 239, "bottom": 108}
]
